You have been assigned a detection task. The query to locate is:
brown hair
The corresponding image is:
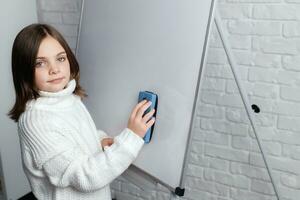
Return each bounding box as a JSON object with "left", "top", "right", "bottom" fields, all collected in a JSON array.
[{"left": 8, "top": 23, "right": 87, "bottom": 122}]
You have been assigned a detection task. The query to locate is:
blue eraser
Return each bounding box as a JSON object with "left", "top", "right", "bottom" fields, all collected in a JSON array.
[{"left": 138, "top": 91, "right": 158, "bottom": 143}]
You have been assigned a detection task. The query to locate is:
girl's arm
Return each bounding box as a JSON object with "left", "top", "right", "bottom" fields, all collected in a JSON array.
[
  {"left": 42, "top": 128, "right": 143, "bottom": 192},
  {"left": 19, "top": 100, "right": 154, "bottom": 193},
  {"left": 20, "top": 112, "right": 143, "bottom": 192},
  {"left": 97, "top": 129, "right": 109, "bottom": 141}
]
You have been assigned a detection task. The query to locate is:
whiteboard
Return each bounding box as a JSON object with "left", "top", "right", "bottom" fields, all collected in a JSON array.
[{"left": 77, "top": 0, "right": 215, "bottom": 191}]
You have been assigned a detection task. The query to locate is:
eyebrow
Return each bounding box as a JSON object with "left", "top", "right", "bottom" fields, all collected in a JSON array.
[{"left": 36, "top": 51, "right": 67, "bottom": 60}]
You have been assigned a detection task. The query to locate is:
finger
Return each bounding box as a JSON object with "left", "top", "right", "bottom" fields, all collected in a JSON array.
[
  {"left": 131, "top": 100, "right": 147, "bottom": 119},
  {"left": 108, "top": 138, "right": 114, "bottom": 145},
  {"left": 142, "top": 109, "right": 155, "bottom": 123},
  {"left": 145, "top": 117, "right": 155, "bottom": 129},
  {"left": 136, "top": 101, "right": 152, "bottom": 119}
]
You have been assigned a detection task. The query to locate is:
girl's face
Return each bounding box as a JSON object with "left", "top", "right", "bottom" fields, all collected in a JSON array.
[{"left": 34, "top": 36, "right": 71, "bottom": 93}]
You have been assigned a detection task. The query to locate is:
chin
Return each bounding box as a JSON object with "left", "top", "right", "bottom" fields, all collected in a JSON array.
[{"left": 48, "top": 82, "right": 68, "bottom": 92}]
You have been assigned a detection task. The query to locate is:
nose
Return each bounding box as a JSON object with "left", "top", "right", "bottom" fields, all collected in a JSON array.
[{"left": 49, "top": 62, "right": 60, "bottom": 75}]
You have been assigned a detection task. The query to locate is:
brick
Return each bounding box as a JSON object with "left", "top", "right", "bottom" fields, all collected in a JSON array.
[
  {"left": 115, "top": 191, "right": 139, "bottom": 200},
  {"left": 283, "top": 55, "right": 300, "bottom": 71},
  {"left": 249, "top": 127, "right": 275, "bottom": 141},
  {"left": 185, "top": 164, "right": 204, "bottom": 178},
  {"left": 197, "top": 104, "right": 224, "bottom": 119},
  {"left": 274, "top": 130, "right": 300, "bottom": 145},
  {"left": 228, "top": 20, "right": 281, "bottom": 36},
  {"left": 251, "top": 83, "right": 278, "bottom": 99},
  {"left": 272, "top": 101, "right": 300, "bottom": 116},
  {"left": 252, "top": 37, "right": 298, "bottom": 55},
  {"left": 200, "top": 91, "right": 222, "bottom": 105},
  {"left": 219, "top": 4, "right": 251, "bottom": 19},
  {"left": 185, "top": 176, "right": 229, "bottom": 196},
  {"left": 201, "top": 118, "right": 248, "bottom": 136},
  {"left": 217, "top": 93, "right": 244, "bottom": 108},
  {"left": 39, "top": 12, "right": 62, "bottom": 24},
  {"left": 210, "top": 28, "right": 252, "bottom": 50},
  {"left": 201, "top": 77, "right": 226, "bottom": 92},
  {"left": 189, "top": 153, "right": 230, "bottom": 172},
  {"left": 189, "top": 153, "right": 208, "bottom": 166},
  {"left": 226, "top": 108, "right": 250, "bottom": 124},
  {"left": 204, "top": 169, "right": 249, "bottom": 189},
  {"left": 184, "top": 188, "right": 222, "bottom": 200},
  {"left": 286, "top": 0, "right": 300, "bottom": 3},
  {"left": 282, "top": 144, "right": 300, "bottom": 160},
  {"left": 230, "top": 188, "right": 276, "bottom": 200},
  {"left": 280, "top": 174, "right": 300, "bottom": 189},
  {"left": 52, "top": 24, "right": 79, "bottom": 37},
  {"left": 253, "top": 53, "right": 281, "bottom": 69},
  {"left": 39, "top": 0, "right": 80, "bottom": 12},
  {"left": 204, "top": 132, "right": 230, "bottom": 146},
  {"left": 251, "top": 141, "right": 281, "bottom": 157},
  {"left": 284, "top": 22, "right": 300, "bottom": 38},
  {"left": 280, "top": 86, "right": 300, "bottom": 102},
  {"left": 232, "top": 136, "right": 251, "bottom": 151},
  {"left": 253, "top": 5, "right": 300, "bottom": 20},
  {"left": 278, "top": 116, "right": 300, "bottom": 132},
  {"left": 269, "top": 156, "right": 300, "bottom": 174},
  {"left": 207, "top": 48, "right": 228, "bottom": 65},
  {"left": 249, "top": 153, "right": 266, "bottom": 167},
  {"left": 229, "top": 35, "right": 252, "bottom": 50},
  {"left": 228, "top": 0, "right": 280, "bottom": 2},
  {"left": 248, "top": 67, "right": 277, "bottom": 83},
  {"left": 230, "top": 162, "right": 270, "bottom": 181},
  {"left": 251, "top": 180, "right": 275, "bottom": 195},
  {"left": 206, "top": 157, "right": 230, "bottom": 171},
  {"left": 278, "top": 186, "right": 300, "bottom": 200},
  {"left": 277, "top": 70, "right": 300, "bottom": 85},
  {"left": 62, "top": 12, "right": 81, "bottom": 25},
  {"left": 205, "top": 144, "right": 249, "bottom": 163},
  {"left": 225, "top": 80, "right": 251, "bottom": 94},
  {"left": 204, "top": 64, "right": 233, "bottom": 79},
  {"left": 253, "top": 113, "right": 276, "bottom": 127},
  {"left": 191, "top": 141, "right": 204, "bottom": 154},
  {"left": 156, "top": 191, "right": 170, "bottom": 200}
]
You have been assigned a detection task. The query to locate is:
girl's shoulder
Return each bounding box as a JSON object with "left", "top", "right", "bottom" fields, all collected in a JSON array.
[{"left": 19, "top": 108, "right": 66, "bottom": 134}]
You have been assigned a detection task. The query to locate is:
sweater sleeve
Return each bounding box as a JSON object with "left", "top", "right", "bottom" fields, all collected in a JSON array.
[
  {"left": 19, "top": 111, "right": 144, "bottom": 192},
  {"left": 97, "top": 129, "right": 109, "bottom": 141}
]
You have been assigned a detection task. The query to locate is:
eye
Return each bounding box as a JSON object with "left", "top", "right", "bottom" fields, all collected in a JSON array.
[
  {"left": 35, "top": 61, "right": 45, "bottom": 68},
  {"left": 57, "top": 56, "right": 66, "bottom": 62}
]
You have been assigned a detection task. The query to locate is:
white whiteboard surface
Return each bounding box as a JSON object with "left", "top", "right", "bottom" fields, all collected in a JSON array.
[
  {"left": 0, "top": 1, "right": 37, "bottom": 199},
  {"left": 78, "top": 0, "right": 215, "bottom": 190}
]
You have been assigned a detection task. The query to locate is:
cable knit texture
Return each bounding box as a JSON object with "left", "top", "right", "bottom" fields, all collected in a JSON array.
[{"left": 18, "top": 79, "right": 144, "bottom": 200}]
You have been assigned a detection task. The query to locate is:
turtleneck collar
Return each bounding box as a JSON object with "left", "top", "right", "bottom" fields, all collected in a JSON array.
[
  {"left": 26, "top": 79, "right": 79, "bottom": 110},
  {"left": 38, "top": 79, "right": 76, "bottom": 97}
]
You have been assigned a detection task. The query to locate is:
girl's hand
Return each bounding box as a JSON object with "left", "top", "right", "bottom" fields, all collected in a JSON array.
[
  {"left": 127, "top": 100, "right": 156, "bottom": 138},
  {"left": 100, "top": 138, "right": 114, "bottom": 151}
]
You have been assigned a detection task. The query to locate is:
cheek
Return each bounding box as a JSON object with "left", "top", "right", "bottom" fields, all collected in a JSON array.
[
  {"left": 34, "top": 69, "right": 46, "bottom": 82},
  {"left": 64, "top": 61, "right": 71, "bottom": 76}
]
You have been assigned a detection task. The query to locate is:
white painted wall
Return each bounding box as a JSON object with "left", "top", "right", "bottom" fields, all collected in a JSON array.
[{"left": 0, "top": 1, "right": 37, "bottom": 199}]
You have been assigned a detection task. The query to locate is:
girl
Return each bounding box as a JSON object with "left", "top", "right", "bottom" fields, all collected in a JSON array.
[{"left": 8, "top": 24, "right": 155, "bottom": 200}]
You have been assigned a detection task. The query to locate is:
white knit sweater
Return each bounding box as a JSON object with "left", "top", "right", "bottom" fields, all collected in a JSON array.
[{"left": 18, "top": 79, "right": 144, "bottom": 200}]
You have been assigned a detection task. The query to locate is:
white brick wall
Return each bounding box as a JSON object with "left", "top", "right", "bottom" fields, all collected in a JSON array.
[
  {"left": 37, "top": 0, "right": 82, "bottom": 52},
  {"left": 37, "top": 0, "right": 300, "bottom": 199}
]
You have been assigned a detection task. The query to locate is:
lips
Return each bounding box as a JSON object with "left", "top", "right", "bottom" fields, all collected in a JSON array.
[{"left": 48, "top": 77, "right": 64, "bottom": 83}]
